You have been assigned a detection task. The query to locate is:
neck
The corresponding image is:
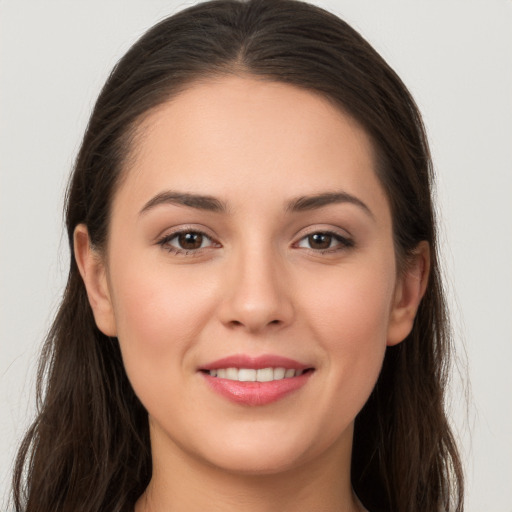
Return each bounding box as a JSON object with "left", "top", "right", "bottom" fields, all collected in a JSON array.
[{"left": 135, "top": 424, "right": 364, "bottom": 512}]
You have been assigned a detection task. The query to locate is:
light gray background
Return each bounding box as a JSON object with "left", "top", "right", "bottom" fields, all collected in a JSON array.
[{"left": 1, "top": 1, "right": 511, "bottom": 510}]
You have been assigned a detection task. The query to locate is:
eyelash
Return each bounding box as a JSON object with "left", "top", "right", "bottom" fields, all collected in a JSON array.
[
  {"left": 156, "top": 229, "right": 354, "bottom": 256},
  {"left": 294, "top": 231, "right": 354, "bottom": 253},
  {"left": 157, "top": 229, "right": 219, "bottom": 256}
]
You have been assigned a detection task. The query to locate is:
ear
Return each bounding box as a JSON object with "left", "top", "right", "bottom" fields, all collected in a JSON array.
[
  {"left": 387, "top": 241, "right": 430, "bottom": 346},
  {"left": 74, "top": 224, "right": 117, "bottom": 337}
]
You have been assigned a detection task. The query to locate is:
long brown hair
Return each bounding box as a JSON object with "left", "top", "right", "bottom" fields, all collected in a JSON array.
[{"left": 12, "top": 1, "right": 464, "bottom": 511}]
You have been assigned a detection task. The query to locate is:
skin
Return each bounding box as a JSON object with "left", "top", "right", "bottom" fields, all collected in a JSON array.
[{"left": 75, "top": 76, "right": 429, "bottom": 512}]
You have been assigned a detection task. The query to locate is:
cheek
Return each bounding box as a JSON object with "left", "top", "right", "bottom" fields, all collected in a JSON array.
[
  {"left": 106, "top": 262, "right": 223, "bottom": 437},
  {"left": 301, "top": 256, "right": 395, "bottom": 405},
  {"left": 306, "top": 257, "right": 395, "bottom": 344},
  {"left": 107, "top": 259, "right": 218, "bottom": 378}
]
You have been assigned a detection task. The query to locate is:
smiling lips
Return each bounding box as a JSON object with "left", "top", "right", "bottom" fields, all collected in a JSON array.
[{"left": 200, "top": 355, "right": 314, "bottom": 406}]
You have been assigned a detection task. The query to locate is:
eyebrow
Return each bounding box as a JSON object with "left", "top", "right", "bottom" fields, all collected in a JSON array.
[
  {"left": 139, "top": 191, "right": 227, "bottom": 215},
  {"left": 139, "top": 189, "right": 373, "bottom": 219},
  {"left": 286, "top": 192, "right": 374, "bottom": 219}
]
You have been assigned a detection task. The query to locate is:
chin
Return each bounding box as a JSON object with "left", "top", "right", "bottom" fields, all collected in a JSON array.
[
  {"left": 191, "top": 420, "right": 349, "bottom": 477},
  {"left": 203, "top": 444, "right": 308, "bottom": 476}
]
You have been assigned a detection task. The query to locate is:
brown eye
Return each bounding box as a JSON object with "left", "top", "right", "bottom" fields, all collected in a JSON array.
[
  {"left": 308, "top": 233, "right": 332, "bottom": 250},
  {"left": 178, "top": 232, "right": 204, "bottom": 250},
  {"left": 296, "top": 231, "right": 354, "bottom": 252},
  {"left": 158, "top": 230, "right": 218, "bottom": 254}
]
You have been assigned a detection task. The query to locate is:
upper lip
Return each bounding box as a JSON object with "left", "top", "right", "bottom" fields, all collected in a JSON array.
[{"left": 199, "top": 354, "right": 312, "bottom": 371}]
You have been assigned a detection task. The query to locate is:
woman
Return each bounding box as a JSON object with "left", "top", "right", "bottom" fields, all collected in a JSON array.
[{"left": 12, "top": 0, "right": 464, "bottom": 511}]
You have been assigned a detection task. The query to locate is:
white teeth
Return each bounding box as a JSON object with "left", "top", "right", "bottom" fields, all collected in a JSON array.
[
  {"left": 256, "top": 368, "right": 274, "bottom": 382},
  {"left": 226, "top": 367, "right": 238, "bottom": 380},
  {"left": 273, "top": 367, "right": 286, "bottom": 380},
  {"left": 238, "top": 368, "right": 257, "bottom": 381},
  {"left": 208, "top": 367, "right": 307, "bottom": 381}
]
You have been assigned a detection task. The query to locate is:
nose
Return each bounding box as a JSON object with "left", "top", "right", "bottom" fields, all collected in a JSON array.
[{"left": 217, "top": 245, "right": 294, "bottom": 334}]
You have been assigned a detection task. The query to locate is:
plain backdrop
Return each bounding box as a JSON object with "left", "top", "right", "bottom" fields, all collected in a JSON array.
[{"left": 1, "top": 1, "right": 511, "bottom": 510}]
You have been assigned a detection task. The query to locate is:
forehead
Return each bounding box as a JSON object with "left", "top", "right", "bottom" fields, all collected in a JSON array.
[{"left": 114, "top": 75, "right": 388, "bottom": 218}]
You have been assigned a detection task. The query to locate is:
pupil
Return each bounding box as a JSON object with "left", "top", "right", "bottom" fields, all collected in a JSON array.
[
  {"left": 178, "top": 232, "right": 202, "bottom": 249},
  {"left": 309, "top": 233, "right": 331, "bottom": 249}
]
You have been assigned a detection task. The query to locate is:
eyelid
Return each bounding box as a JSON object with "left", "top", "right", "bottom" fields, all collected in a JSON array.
[
  {"left": 154, "top": 224, "right": 217, "bottom": 242},
  {"left": 292, "top": 224, "right": 352, "bottom": 240}
]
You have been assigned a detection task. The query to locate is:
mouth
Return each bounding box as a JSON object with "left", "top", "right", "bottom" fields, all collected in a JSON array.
[
  {"left": 201, "top": 367, "right": 313, "bottom": 381},
  {"left": 199, "top": 354, "right": 315, "bottom": 406}
]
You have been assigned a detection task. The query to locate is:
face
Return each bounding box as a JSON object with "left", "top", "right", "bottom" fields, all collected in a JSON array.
[{"left": 78, "top": 76, "right": 423, "bottom": 476}]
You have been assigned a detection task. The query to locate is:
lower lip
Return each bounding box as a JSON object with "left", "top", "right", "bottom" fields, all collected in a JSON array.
[{"left": 201, "top": 371, "right": 313, "bottom": 406}]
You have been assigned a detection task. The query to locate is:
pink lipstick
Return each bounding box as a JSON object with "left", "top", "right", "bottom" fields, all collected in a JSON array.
[{"left": 199, "top": 354, "right": 314, "bottom": 406}]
